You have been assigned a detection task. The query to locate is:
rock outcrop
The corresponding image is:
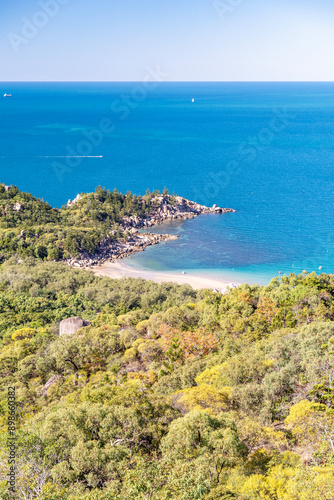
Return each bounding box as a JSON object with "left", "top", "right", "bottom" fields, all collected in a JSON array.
[
  {"left": 59, "top": 316, "right": 91, "bottom": 335},
  {"left": 41, "top": 375, "right": 59, "bottom": 396},
  {"left": 13, "top": 202, "right": 22, "bottom": 212},
  {"left": 119, "top": 196, "right": 235, "bottom": 232},
  {"left": 67, "top": 194, "right": 82, "bottom": 207},
  {"left": 65, "top": 195, "right": 235, "bottom": 268}
]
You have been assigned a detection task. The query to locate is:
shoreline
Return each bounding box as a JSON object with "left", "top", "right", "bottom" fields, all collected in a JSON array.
[
  {"left": 90, "top": 260, "right": 241, "bottom": 290},
  {"left": 65, "top": 194, "right": 236, "bottom": 268}
]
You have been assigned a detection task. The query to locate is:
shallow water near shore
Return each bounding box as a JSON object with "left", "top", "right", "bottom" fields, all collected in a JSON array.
[
  {"left": 1, "top": 82, "right": 334, "bottom": 285},
  {"left": 123, "top": 214, "right": 331, "bottom": 286}
]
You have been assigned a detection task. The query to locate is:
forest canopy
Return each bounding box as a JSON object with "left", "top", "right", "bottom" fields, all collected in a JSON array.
[
  {"left": 1, "top": 257, "right": 334, "bottom": 499},
  {"left": 0, "top": 184, "right": 163, "bottom": 262}
]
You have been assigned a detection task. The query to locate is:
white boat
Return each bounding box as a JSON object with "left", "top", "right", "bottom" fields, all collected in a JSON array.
[
  {"left": 4, "top": 94, "right": 12, "bottom": 97},
  {"left": 191, "top": 98, "right": 195, "bottom": 103}
]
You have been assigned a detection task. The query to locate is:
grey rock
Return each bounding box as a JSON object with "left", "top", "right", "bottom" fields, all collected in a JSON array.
[
  {"left": 13, "top": 202, "right": 22, "bottom": 212},
  {"left": 41, "top": 375, "right": 59, "bottom": 396},
  {"left": 59, "top": 316, "right": 91, "bottom": 336}
]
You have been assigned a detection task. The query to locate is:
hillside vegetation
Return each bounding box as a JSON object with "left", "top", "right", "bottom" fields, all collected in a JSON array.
[
  {"left": 0, "top": 184, "right": 163, "bottom": 262},
  {"left": 1, "top": 258, "right": 334, "bottom": 499}
]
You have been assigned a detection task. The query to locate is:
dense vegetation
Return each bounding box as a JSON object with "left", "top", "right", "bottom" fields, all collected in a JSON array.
[
  {"left": 0, "top": 184, "right": 169, "bottom": 262},
  {"left": 1, "top": 258, "right": 334, "bottom": 499}
]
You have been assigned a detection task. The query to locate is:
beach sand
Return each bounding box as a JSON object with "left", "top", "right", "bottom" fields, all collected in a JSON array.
[{"left": 90, "top": 261, "right": 237, "bottom": 290}]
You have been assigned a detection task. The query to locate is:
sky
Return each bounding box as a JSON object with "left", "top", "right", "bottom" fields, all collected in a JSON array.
[{"left": 0, "top": 0, "right": 334, "bottom": 81}]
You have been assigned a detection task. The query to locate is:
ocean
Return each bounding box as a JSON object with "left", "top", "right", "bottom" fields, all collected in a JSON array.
[{"left": 1, "top": 82, "right": 334, "bottom": 285}]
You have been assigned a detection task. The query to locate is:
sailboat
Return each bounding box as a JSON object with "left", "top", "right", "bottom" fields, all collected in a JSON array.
[
  {"left": 191, "top": 98, "right": 195, "bottom": 103},
  {"left": 4, "top": 94, "right": 12, "bottom": 97}
]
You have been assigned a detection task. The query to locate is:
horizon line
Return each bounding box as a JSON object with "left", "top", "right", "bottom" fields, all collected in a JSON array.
[{"left": 1, "top": 80, "right": 334, "bottom": 84}]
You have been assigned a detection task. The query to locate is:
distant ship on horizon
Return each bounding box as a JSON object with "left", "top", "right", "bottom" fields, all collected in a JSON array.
[{"left": 4, "top": 94, "right": 12, "bottom": 97}]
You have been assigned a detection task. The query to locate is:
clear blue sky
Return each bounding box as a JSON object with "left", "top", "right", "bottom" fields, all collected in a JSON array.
[{"left": 1, "top": 0, "right": 334, "bottom": 81}]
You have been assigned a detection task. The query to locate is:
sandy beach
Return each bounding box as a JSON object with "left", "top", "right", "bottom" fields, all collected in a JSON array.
[{"left": 90, "top": 261, "right": 237, "bottom": 290}]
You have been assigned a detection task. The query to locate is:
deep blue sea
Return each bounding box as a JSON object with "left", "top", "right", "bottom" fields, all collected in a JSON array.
[{"left": 1, "top": 82, "right": 334, "bottom": 285}]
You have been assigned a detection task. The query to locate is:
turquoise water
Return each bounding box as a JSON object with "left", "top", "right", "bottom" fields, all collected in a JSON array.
[{"left": 1, "top": 82, "right": 334, "bottom": 285}]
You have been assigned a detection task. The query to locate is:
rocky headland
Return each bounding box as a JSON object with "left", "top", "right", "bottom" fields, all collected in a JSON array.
[{"left": 66, "top": 195, "right": 235, "bottom": 269}]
